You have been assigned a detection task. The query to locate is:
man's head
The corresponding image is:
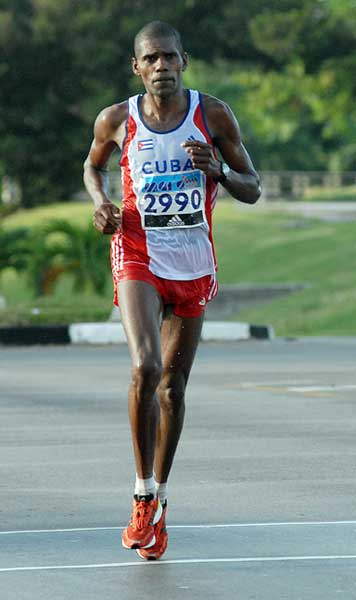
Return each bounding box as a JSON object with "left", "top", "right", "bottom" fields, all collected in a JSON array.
[
  {"left": 134, "top": 21, "right": 184, "bottom": 58},
  {"left": 132, "top": 21, "right": 188, "bottom": 98}
]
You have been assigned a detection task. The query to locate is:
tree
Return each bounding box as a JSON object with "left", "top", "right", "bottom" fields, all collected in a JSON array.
[
  {"left": 0, "top": 226, "right": 30, "bottom": 274},
  {"left": 25, "top": 220, "right": 111, "bottom": 296},
  {"left": 0, "top": 1, "right": 93, "bottom": 206},
  {"left": 1, "top": 0, "right": 355, "bottom": 208},
  {"left": 0, "top": 217, "right": 111, "bottom": 296}
]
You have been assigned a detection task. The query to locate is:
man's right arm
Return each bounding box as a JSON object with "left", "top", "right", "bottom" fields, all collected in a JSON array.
[{"left": 83, "top": 102, "right": 127, "bottom": 233}]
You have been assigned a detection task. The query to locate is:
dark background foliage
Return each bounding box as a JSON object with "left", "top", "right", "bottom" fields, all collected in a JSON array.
[{"left": 0, "top": 0, "right": 355, "bottom": 206}]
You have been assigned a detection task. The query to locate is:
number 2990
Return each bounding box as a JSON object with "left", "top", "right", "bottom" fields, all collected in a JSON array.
[{"left": 144, "top": 189, "right": 202, "bottom": 213}]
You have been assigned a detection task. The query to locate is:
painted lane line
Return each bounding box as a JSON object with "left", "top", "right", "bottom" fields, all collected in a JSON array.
[
  {"left": 288, "top": 385, "right": 356, "bottom": 393},
  {"left": 171, "top": 520, "right": 356, "bottom": 528},
  {"left": 2, "top": 555, "right": 356, "bottom": 573},
  {"left": 1, "top": 520, "right": 356, "bottom": 536}
]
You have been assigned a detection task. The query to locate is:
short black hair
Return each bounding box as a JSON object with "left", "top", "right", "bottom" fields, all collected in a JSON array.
[{"left": 134, "top": 21, "right": 183, "bottom": 57}]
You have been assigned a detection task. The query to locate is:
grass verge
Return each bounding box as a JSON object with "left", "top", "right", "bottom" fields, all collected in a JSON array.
[{"left": 1, "top": 200, "right": 356, "bottom": 335}]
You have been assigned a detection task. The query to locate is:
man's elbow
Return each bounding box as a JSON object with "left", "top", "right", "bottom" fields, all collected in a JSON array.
[
  {"left": 83, "top": 156, "right": 94, "bottom": 172},
  {"left": 248, "top": 181, "right": 262, "bottom": 204},
  {"left": 239, "top": 178, "right": 261, "bottom": 204}
]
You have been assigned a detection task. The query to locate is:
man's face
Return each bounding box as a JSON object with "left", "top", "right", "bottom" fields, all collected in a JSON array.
[{"left": 132, "top": 36, "right": 188, "bottom": 98}]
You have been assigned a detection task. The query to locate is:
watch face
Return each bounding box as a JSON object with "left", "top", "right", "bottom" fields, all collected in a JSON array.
[{"left": 222, "top": 163, "right": 230, "bottom": 177}]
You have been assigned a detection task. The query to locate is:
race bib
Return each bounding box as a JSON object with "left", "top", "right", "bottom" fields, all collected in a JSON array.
[{"left": 138, "top": 171, "right": 206, "bottom": 229}]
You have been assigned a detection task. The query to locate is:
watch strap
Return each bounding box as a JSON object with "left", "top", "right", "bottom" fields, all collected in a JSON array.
[{"left": 212, "top": 161, "right": 227, "bottom": 184}]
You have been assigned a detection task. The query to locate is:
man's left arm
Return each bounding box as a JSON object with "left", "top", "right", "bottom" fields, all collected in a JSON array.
[{"left": 182, "top": 98, "right": 261, "bottom": 204}]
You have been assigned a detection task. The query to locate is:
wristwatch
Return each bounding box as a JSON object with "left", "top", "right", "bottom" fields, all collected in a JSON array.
[{"left": 213, "top": 161, "right": 230, "bottom": 184}]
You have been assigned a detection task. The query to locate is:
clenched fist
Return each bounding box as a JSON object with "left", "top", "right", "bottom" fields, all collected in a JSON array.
[
  {"left": 93, "top": 202, "right": 121, "bottom": 234},
  {"left": 181, "top": 140, "right": 221, "bottom": 178}
]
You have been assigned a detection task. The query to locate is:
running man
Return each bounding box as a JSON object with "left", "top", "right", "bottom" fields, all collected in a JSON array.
[{"left": 84, "top": 21, "right": 261, "bottom": 560}]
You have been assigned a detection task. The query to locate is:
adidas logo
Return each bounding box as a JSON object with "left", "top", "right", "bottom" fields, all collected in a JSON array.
[
  {"left": 198, "top": 298, "right": 206, "bottom": 306},
  {"left": 167, "top": 215, "right": 185, "bottom": 227}
]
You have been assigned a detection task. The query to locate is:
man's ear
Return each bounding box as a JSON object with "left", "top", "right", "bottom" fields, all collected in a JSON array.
[
  {"left": 132, "top": 56, "right": 140, "bottom": 76},
  {"left": 182, "top": 52, "right": 188, "bottom": 71}
]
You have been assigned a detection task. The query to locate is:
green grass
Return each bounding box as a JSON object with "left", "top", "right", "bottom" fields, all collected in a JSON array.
[
  {"left": 1, "top": 199, "right": 356, "bottom": 335},
  {"left": 0, "top": 270, "right": 112, "bottom": 325},
  {"left": 0, "top": 201, "right": 113, "bottom": 325},
  {"left": 213, "top": 202, "right": 356, "bottom": 335},
  {"left": 2, "top": 201, "right": 94, "bottom": 230}
]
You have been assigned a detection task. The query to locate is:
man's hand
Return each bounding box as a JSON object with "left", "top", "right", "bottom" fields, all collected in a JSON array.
[
  {"left": 181, "top": 140, "right": 221, "bottom": 179},
  {"left": 93, "top": 202, "right": 121, "bottom": 234}
]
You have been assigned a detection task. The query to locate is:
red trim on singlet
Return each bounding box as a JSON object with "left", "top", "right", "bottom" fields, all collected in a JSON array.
[
  {"left": 118, "top": 114, "right": 150, "bottom": 267},
  {"left": 193, "top": 99, "right": 213, "bottom": 145},
  {"left": 193, "top": 101, "right": 218, "bottom": 271}
]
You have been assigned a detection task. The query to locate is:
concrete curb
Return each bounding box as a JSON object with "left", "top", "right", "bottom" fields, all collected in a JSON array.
[{"left": 0, "top": 321, "right": 274, "bottom": 346}]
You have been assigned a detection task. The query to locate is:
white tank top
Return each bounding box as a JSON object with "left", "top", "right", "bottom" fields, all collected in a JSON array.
[{"left": 117, "top": 89, "right": 219, "bottom": 280}]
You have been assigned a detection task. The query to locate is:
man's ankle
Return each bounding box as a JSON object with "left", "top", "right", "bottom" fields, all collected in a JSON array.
[{"left": 134, "top": 474, "right": 156, "bottom": 498}]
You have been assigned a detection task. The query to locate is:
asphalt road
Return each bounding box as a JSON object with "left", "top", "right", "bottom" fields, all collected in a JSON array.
[{"left": 1, "top": 339, "right": 356, "bottom": 599}]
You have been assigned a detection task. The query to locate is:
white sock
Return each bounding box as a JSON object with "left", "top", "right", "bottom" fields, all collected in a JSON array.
[
  {"left": 134, "top": 475, "right": 156, "bottom": 498},
  {"left": 155, "top": 481, "right": 168, "bottom": 505}
]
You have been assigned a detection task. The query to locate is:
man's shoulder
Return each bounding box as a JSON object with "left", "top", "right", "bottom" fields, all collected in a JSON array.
[
  {"left": 199, "top": 93, "right": 235, "bottom": 137},
  {"left": 200, "top": 93, "right": 231, "bottom": 117},
  {"left": 95, "top": 101, "right": 129, "bottom": 132}
]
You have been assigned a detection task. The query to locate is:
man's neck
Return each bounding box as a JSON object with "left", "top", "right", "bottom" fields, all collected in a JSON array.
[{"left": 141, "top": 88, "right": 188, "bottom": 126}]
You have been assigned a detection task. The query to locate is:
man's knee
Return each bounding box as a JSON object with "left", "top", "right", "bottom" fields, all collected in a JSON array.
[
  {"left": 158, "top": 375, "right": 186, "bottom": 414},
  {"left": 131, "top": 358, "right": 162, "bottom": 397}
]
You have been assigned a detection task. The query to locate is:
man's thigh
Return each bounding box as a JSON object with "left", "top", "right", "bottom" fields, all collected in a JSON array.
[{"left": 118, "top": 280, "right": 163, "bottom": 365}]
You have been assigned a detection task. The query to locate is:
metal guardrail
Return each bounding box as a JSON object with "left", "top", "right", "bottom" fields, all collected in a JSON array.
[
  {"left": 258, "top": 171, "right": 356, "bottom": 200},
  {"left": 2, "top": 172, "right": 356, "bottom": 206},
  {"left": 106, "top": 171, "right": 356, "bottom": 202}
]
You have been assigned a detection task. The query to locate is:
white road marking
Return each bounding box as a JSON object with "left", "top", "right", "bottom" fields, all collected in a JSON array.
[
  {"left": 1, "top": 555, "right": 356, "bottom": 573},
  {"left": 288, "top": 385, "right": 356, "bottom": 393},
  {"left": 234, "top": 382, "right": 356, "bottom": 394},
  {"left": 1, "top": 520, "right": 356, "bottom": 536}
]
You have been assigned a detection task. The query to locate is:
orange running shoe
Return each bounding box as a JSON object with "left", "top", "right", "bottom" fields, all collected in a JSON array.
[
  {"left": 122, "top": 494, "right": 162, "bottom": 549},
  {"left": 136, "top": 502, "right": 168, "bottom": 560}
]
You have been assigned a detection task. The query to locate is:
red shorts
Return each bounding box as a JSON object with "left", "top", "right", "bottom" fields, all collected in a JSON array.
[{"left": 111, "top": 263, "right": 218, "bottom": 319}]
